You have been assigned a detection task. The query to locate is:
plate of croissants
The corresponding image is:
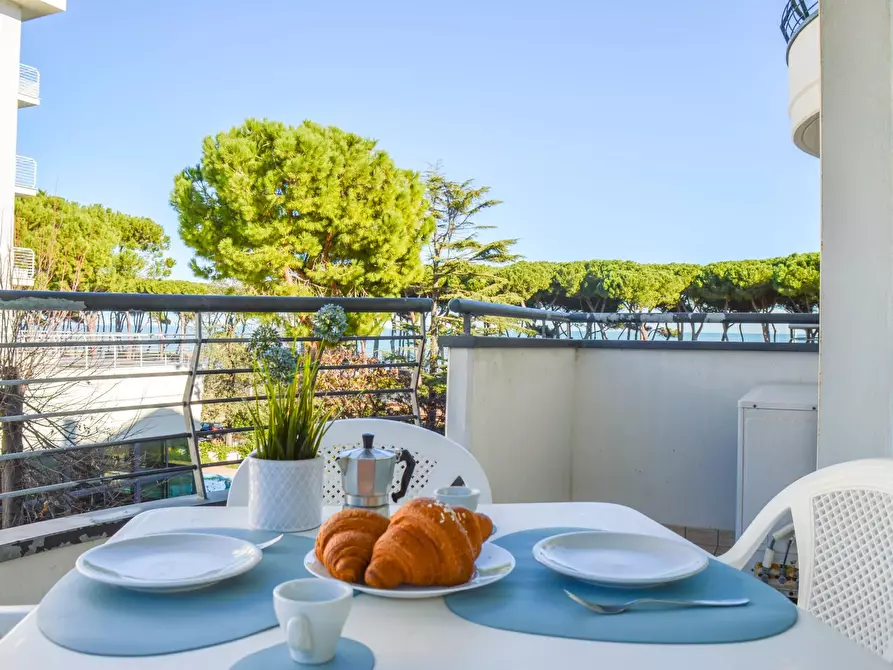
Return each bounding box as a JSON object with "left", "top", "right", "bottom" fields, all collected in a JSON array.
[{"left": 306, "top": 497, "right": 515, "bottom": 599}]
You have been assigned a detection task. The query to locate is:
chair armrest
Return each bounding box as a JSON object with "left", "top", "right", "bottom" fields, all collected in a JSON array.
[{"left": 717, "top": 488, "right": 794, "bottom": 570}]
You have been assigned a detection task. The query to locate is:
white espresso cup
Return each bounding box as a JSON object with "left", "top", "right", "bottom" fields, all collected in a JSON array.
[
  {"left": 434, "top": 485, "right": 481, "bottom": 512},
  {"left": 273, "top": 578, "right": 353, "bottom": 665}
]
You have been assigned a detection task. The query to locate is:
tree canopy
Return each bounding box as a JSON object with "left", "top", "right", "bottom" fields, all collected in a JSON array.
[
  {"left": 412, "top": 168, "right": 519, "bottom": 328},
  {"left": 15, "top": 192, "right": 174, "bottom": 291},
  {"left": 171, "top": 118, "right": 433, "bottom": 298},
  {"left": 490, "top": 254, "right": 819, "bottom": 314},
  {"left": 772, "top": 252, "right": 820, "bottom": 312}
]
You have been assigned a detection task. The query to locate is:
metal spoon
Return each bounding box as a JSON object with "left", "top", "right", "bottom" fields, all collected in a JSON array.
[{"left": 564, "top": 589, "right": 749, "bottom": 614}]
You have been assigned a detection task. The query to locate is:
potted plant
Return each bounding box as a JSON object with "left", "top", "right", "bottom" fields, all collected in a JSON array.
[{"left": 244, "top": 305, "right": 347, "bottom": 531}]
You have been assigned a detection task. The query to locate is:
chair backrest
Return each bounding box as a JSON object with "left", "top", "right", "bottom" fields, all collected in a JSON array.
[
  {"left": 225, "top": 418, "right": 492, "bottom": 508},
  {"left": 718, "top": 458, "right": 893, "bottom": 660}
]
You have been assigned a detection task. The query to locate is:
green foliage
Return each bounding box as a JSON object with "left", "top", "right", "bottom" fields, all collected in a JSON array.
[
  {"left": 497, "top": 261, "right": 558, "bottom": 308},
  {"left": 417, "top": 168, "right": 520, "bottom": 308},
  {"left": 117, "top": 278, "right": 222, "bottom": 294},
  {"left": 171, "top": 119, "right": 433, "bottom": 306},
  {"left": 315, "top": 348, "right": 413, "bottom": 419},
  {"left": 773, "top": 252, "right": 820, "bottom": 312},
  {"left": 248, "top": 353, "right": 333, "bottom": 461},
  {"left": 489, "top": 257, "right": 817, "bottom": 316},
  {"left": 198, "top": 438, "right": 252, "bottom": 465},
  {"left": 15, "top": 193, "right": 174, "bottom": 291},
  {"left": 688, "top": 259, "right": 779, "bottom": 312},
  {"left": 243, "top": 306, "right": 347, "bottom": 460}
]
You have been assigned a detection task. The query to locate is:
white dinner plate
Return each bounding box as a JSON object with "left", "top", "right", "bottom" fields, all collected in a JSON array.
[
  {"left": 532, "top": 531, "right": 708, "bottom": 588},
  {"left": 76, "top": 533, "right": 263, "bottom": 593},
  {"left": 303, "top": 542, "right": 515, "bottom": 599}
]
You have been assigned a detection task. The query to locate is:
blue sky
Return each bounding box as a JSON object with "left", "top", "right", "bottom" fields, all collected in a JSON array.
[{"left": 18, "top": 1, "right": 818, "bottom": 281}]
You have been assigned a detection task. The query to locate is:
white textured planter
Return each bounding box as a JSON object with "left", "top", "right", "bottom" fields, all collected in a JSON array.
[{"left": 247, "top": 456, "right": 324, "bottom": 532}]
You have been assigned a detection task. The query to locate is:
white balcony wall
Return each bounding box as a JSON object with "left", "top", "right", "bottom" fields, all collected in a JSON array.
[
  {"left": 446, "top": 346, "right": 576, "bottom": 504},
  {"left": 788, "top": 17, "right": 820, "bottom": 156},
  {"left": 445, "top": 344, "right": 818, "bottom": 531},
  {"left": 818, "top": 0, "right": 893, "bottom": 466}
]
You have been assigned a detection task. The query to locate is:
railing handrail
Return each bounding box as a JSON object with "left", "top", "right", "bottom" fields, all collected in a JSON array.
[
  {"left": 448, "top": 298, "right": 820, "bottom": 325},
  {"left": 781, "top": 0, "right": 819, "bottom": 44},
  {"left": 18, "top": 330, "right": 192, "bottom": 342},
  {"left": 0, "top": 290, "right": 433, "bottom": 313}
]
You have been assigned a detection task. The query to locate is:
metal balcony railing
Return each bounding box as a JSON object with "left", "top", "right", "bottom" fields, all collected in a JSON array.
[
  {"left": 14, "top": 156, "right": 37, "bottom": 192},
  {"left": 0, "top": 291, "right": 432, "bottom": 530},
  {"left": 448, "top": 298, "right": 819, "bottom": 345},
  {"left": 11, "top": 247, "right": 35, "bottom": 287},
  {"left": 17, "top": 63, "right": 39, "bottom": 102},
  {"left": 781, "top": 0, "right": 819, "bottom": 44}
]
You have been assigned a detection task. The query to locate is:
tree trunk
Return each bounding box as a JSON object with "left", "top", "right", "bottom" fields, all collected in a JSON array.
[{"left": 1, "top": 374, "right": 24, "bottom": 529}]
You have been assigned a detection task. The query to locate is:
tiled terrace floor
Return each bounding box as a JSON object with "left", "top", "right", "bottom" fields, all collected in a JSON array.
[{"left": 663, "top": 525, "right": 736, "bottom": 556}]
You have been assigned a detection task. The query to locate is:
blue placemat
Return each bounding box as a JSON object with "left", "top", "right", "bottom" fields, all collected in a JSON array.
[
  {"left": 231, "top": 638, "right": 374, "bottom": 669},
  {"left": 445, "top": 527, "right": 798, "bottom": 644},
  {"left": 37, "top": 528, "right": 314, "bottom": 656}
]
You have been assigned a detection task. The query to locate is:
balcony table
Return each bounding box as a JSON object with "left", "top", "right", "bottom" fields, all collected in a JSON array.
[{"left": 0, "top": 502, "right": 886, "bottom": 669}]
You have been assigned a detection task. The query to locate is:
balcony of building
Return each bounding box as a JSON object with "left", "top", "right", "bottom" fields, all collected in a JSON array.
[
  {"left": 783, "top": 0, "right": 820, "bottom": 157},
  {"left": 13, "top": 0, "right": 66, "bottom": 21},
  {"left": 14, "top": 155, "right": 37, "bottom": 197},
  {"left": 17, "top": 64, "right": 39, "bottom": 108},
  {"left": 10, "top": 248, "right": 35, "bottom": 287},
  {"left": 0, "top": 290, "right": 888, "bottom": 667},
  {"left": 0, "top": 291, "right": 817, "bottom": 597}
]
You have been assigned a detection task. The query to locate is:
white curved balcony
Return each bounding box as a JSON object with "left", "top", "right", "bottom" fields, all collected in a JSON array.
[
  {"left": 17, "top": 64, "right": 40, "bottom": 108},
  {"left": 15, "top": 156, "right": 37, "bottom": 197},
  {"left": 783, "top": 1, "right": 820, "bottom": 157}
]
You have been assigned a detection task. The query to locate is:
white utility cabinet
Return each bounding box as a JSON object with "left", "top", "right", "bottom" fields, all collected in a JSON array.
[{"left": 736, "top": 383, "right": 818, "bottom": 537}]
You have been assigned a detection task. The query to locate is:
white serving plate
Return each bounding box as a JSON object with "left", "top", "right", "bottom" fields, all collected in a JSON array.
[
  {"left": 532, "top": 531, "right": 708, "bottom": 588},
  {"left": 76, "top": 532, "right": 263, "bottom": 593},
  {"left": 303, "top": 542, "right": 515, "bottom": 599}
]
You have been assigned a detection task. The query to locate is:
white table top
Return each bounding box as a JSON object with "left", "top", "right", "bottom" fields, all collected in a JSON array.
[{"left": 0, "top": 502, "right": 885, "bottom": 669}]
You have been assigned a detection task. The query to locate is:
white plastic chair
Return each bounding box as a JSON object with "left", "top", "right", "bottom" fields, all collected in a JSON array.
[
  {"left": 225, "top": 418, "right": 492, "bottom": 508},
  {"left": 0, "top": 605, "right": 34, "bottom": 638},
  {"left": 718, "top": 458, "right": 893, "bottom": 660}
]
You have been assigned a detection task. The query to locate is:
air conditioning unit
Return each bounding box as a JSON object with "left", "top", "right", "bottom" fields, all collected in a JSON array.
[{"left": 736, "top": 384, "right": 818, "bottom": 537}]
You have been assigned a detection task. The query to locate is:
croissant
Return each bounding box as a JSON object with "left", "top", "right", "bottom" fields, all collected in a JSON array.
[
  {"left": 453, "top": 507, "right": 494, "bottom": 559},
  {"left": 364, "top": 498, "right": 489, "bottom": 589},
  {"left": 314, "top": 509, "right": 390, "bottom": 583}
]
